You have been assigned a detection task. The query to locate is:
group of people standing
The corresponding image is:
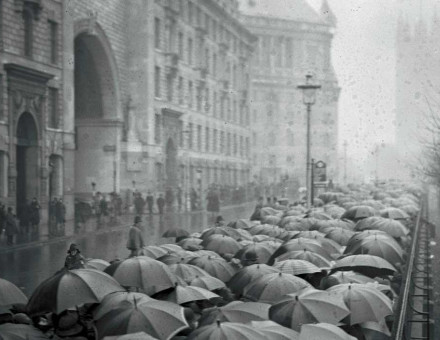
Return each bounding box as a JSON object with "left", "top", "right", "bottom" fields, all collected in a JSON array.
[{"left": 133, "top": 187, "right": 184, "bottom": 215}]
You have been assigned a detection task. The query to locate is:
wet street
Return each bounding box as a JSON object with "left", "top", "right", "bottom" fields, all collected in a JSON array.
[{"left": 0, "top": 203, "right": 254, "bottom": 297}]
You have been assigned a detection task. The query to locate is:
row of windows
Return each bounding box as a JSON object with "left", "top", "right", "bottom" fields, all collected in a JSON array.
[
  {"left": 154, "top": 114, "right": 250, "bottom": 157},
  {"left": 256, "top": 35, "right": 295, "bottom": 69},
  {"left": 157, "top": 0, "right": 247, "bottom": 56},
  {"left": 155, "top": 17, "right": 247, "bottom": 89},
  {"left": 154, "top": 66, "right": 250, "bottom": 125}
]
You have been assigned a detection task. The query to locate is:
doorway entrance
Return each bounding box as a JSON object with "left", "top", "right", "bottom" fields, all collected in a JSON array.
[{"left": 16, "top": 112, "right": 39, "bottom": 219}]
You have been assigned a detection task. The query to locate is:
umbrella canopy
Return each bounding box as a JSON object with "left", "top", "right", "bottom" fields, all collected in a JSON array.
[
  {"left": 380, "top": 207, "right": 409, "bottom": 220},
  {"left": 358, "top": 320, "right": 391, "bottom": 340},
  {"left": 227, "top": 264, "right": 279, "bottom": 295},
  {"left": 274, "top": 259, "right": 321, "bottom": 275},
  {"left": 345, "top": 232, "right": 400, "bottom": 254},
  {"left": 201, "top": 227, "right": 243, "bottom": 241},
  {"left": 103, "top": 332, "right": 158, "bottom": 340},
  {"left": 156, "top": 252, "right": 196, "bottom": 265},
  {"left": 268, "top": 238, "right": 332, "bottom": 265},
  {"left": 95, "top": 299, "right": 188, "bottom": 340},
  {"left": 27, "top": 269, "right": 123, "bottom": 316},
  {"left": 341, "top": 206, "right": 376, "bottom": 222},
  {"left": 85, "top": 258, "right": 111, "bottom": 271},
  {"left": 367, "top": 219, "right": 409, "bottom": 238},
  {"left": 269, "top": 288, "right": 350, "bottom": 331},
  {"left": 198, "top": 301, "right": 270, "bottom": 326},
  {"left": 187, "top": 256, "right": 236, "bottom": 282},
  {"left": 202, "top": 235, "right": 242, "bottom": 257},
  {"left": 346, "top": 237, "right": 403, "bottom": 266},
  {"left": 355, "top": 217, "right": 383, "bottom": 232},
  {"left": 0, "top": 323, "right": 48, "bottom": 340},
  {"left": 331, "top": 254, "right": 396, "bottom": 277},
  {"left": 243, "top": 272, "right": 312, "bottom": 303},
  {"left": 249, "top": 320, "right": 300, "bottom": 340},
  {"left": 162, "top": 228, "right": 190, "bottom": 239},
  {"left": 159, "top": 244, "right": 184, "bottom": 253},
  {"left": 234, "top": 243, "right": 275, "bottom": 265},
  {"left": 168, "top": 263, "right": 211, "bottom": 283},
  {"left": 142, "top": 246, "right": 169, "bottom": 259},
  {"left": 306, "top": 211, "right": 333, "bottom": 220},
  {"left": 327, "top": 283, "right": 393, "bottom": 325},
  {"left": 325, "top": 228, "right": 356, "bottom": 246},
  {"left": 0, "top": 278, "right": 28, "bottom": 307},
  {"left": 321, "top": 271, "right": 375, "bottom": 289},
  {"left": 165, "top": 285, "right": 220, "bottom": 305},
  {"left": 190, "top": 276, "right": 226, "bottom": 291},
  {"left": 177, "top": 238, "right": 203, "bottom": 251},
  {"left": 187, "top": 321, "right": 267, "bottom": 340},
  {"left": 299, "top": 323, "right": 357, "bottom": 340},
  {"left": 104, "top": 257, "right": 177, "bottom": 295},
  {"left": 229, "top": 219, "right": 254, "bottom": 229},
  {"left": 93, "top": 291, "right": 154, "bottom": 320},
  {"left": 275, "top": 250, "right": 333, "bottom": 268}
]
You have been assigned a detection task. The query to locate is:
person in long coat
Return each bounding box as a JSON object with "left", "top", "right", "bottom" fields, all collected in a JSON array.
[
  {"left": 146, "top": 192, "right": 154, "bottom": 215},
  {"left": 156, "top": 194, "right": 165, "bottom": 215},
  {"left": 5, "top": 207, "right": 18, "bottom": 246},
  {"left": 29, "top": 197, "right": 41, "bottom": 233},
  {"left": 207, "top": 188, "right": 220, "bottom": 222},
  {"left": 64, "top": 243, "right": 85, "bottom": 270},
  {"left": 126, "top": 216, "right": 145, "bottom": 257}
]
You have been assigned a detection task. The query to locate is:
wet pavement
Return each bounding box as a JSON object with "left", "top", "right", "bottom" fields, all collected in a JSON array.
[{"left": 0, "top": 203, "right": 254, "bottom": 297}]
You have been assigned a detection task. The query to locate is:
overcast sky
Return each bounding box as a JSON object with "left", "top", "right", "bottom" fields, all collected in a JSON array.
[{"left": 308, "top": 0, "right": 398, "bottom": 162}]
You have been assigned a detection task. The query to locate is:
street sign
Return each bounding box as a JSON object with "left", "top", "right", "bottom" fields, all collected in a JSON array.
[{"left": 314, "top": 160, "right": 327, "bottom": 182}]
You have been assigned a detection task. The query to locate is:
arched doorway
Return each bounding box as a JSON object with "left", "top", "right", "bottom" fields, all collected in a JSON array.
[
  {"left": 16, "top": 112, "right": 39, "bottom": 219},
  {"left": 74, "top": 30, "right": 120, "bottom": 196},
  {"left": 166, "top": 138, "right": 178, "bottom": 188}
]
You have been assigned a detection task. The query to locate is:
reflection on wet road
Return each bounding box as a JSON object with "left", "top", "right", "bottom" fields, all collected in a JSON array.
[{"left": 0, "top": 204, "right": 254, "bottom": 296}]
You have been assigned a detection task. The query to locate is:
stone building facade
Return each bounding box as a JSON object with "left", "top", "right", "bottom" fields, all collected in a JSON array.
[
  {"left": 239, "top": 0, "right": 340, "bottom": 190},
  {"left": 0, "top": 0, "right": 254, "bottom": 234}
]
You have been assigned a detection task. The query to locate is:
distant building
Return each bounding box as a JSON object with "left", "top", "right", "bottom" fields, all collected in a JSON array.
[
  {"left": 238, "top": 0, "right": 340, "bottom": 190},
  {"left": 0, "top": 0, "right": 255, "bottom": 234},
  {"left": 395, "top": 0, "right": 440, "bottom": 178}
]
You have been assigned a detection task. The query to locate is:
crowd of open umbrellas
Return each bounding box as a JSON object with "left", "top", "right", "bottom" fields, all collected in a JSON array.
[{"left": 0, "top": 182, "right": 420, "bottom": 339}]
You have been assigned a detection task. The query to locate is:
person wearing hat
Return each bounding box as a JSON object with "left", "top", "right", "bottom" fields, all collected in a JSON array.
[
  {"left": 214, "top": 215, "right": 225, "bottom": 227},
  {"left": 126, "top": 216, "right": 145, "bottom": 257},
  {"left": 64, "top": 244, "right": 85, "bottom": 270},
  {"left": 54, "top": 310, "right": 87, "bottom": 339}
]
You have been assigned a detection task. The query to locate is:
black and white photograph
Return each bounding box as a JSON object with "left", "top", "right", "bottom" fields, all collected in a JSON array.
[{"left": 0, "top": 0, "right": 438, "bottom": 339}]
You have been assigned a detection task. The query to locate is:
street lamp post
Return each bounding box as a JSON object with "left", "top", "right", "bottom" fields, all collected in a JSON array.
[{"left": 297, "top": 74, "right": 321, "bottom": 209}]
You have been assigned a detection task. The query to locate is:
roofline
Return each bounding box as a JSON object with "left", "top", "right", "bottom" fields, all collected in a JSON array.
[{"left": 241, "top": 13, "right": 331, "bottom": 28}]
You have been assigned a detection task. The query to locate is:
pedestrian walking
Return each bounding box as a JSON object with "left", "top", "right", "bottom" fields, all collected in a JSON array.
[
  {"left": 134, "top": 193, "right": 145, "bottom": 216},
  {"left": 29, "top": 197, "right": 41, "bottom": 233},
  {"left": 190, "top": 188, "right": 198, "bottom": 211},
  {"left": 64, "top": 243, "right": 85, "bottom": 270},
  {"left": 5, "top": 207, "right": 18, "bottom": 246},
  {"left": 176, "top": 186, "right": 183, "bottom": 211},
  {"left": 146, "top": 191, "right": 154, "bottom": 215},
  {"left": 55, "top": 198, "right": 66, "bottom": 235},
  {"left": 207, "top": 188, "right": 220, "bottom": 223},
  {"left": 100, "top": 195, "right": 108, "bottom": 224},
  {"left": 126, "top": 216, "right": 145, "bottom": 257},
  {"left": 49, "top": 197, "right": 57, "bottom": 236},
  {"left": 157, "top": 194, "right": 165, "bottom": 215},
  {"left": 165, "top": 187, "right": 174, "bottom": 212}
]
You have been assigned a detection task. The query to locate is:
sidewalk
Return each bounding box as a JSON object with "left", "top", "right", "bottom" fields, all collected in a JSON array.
[{"left": 0, "top": 202, "right": 255, "bottom": 254}]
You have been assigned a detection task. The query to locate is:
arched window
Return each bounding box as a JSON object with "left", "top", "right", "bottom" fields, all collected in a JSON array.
[{"left": 23, "top": 9, "right": 33, "bottom": 57}]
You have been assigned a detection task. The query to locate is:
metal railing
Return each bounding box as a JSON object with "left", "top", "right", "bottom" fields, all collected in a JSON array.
[{"left": 392, "top": 206, "right": 434, "bottom": 339}]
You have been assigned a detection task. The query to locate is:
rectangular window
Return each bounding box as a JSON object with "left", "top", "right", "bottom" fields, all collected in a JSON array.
[
  {"left": 213, "top": 129, "right": 218, "bottom": 153},
  {"left": 285, "top": 37, "right": 293, "bottom": 68},
  {"left": 178, "top": 76, "right": 183, "bottom": 105},
  {"left": 49, "top": 21, "right": 58, "bottom": 64},
  {"left": 196, "top": 86, "right": 202, "bottom": 111},
  {"left": 24, "top": 10, "right": 33, "bottom": 57},
  {"left": 155, "top": 66, "right": 161, "bottom": 98},
  {"left": 204, "top": 88, "right": 209, "bottom": 113},
  {"left": 179, "top": 121, "right": 183, "bottom": 147},
  {"left": 220, "top": 131, "right": 225, "bottom": 154},
  {"left": 48, "top": 88, "right": 58, "bottom": 128},
  {"left": 154, "top": 114, "right": 161, "bottom": 144},
  {"left": 155, "top": 18, "right": 161, "bottom": 49},
  {"left": 178, "top": 32, "right": 184, "bottom": 56},
  {"left": 205, "top": 127, "right": 210, "bottom": 153},
  {"left": 197, "top": 125, "right": 202, "bottom": 151},
  {"left": 213, "top": 53, "right": 217, "bottom": 76},
  {"left": 167, "top": 74, "right": 173, "bottom": 102},
  {"left": 188, "top": 81, "right": 193, "bottom": 108},
  {"left": 187, "top": 38, "right": 193, "bottom": 65},
  {"left": 213, "top": 91, "right": 217, "bottom": 117},
  {"left": 227, "top": 133, "right": 231, "bottom": 155},
  {"left": 188, "top": 2, "right": 193, "bottom": 24},
  {"left": 275, "top": 37, "right": 283, "bottom": 67},
  {"left": 233, "top": 134, "right": 237, "bottom": 155},
  {"left": 188, "top": 123, "right": 193, "bottom": 149}
]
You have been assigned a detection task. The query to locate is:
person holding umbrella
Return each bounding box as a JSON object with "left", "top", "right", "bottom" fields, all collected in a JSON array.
[
  {"left": 64, "top": 244, "right": 85, "bottom": 270},
  {"left": 126, "top": 216, "right": 145, "bottom": 257}
]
